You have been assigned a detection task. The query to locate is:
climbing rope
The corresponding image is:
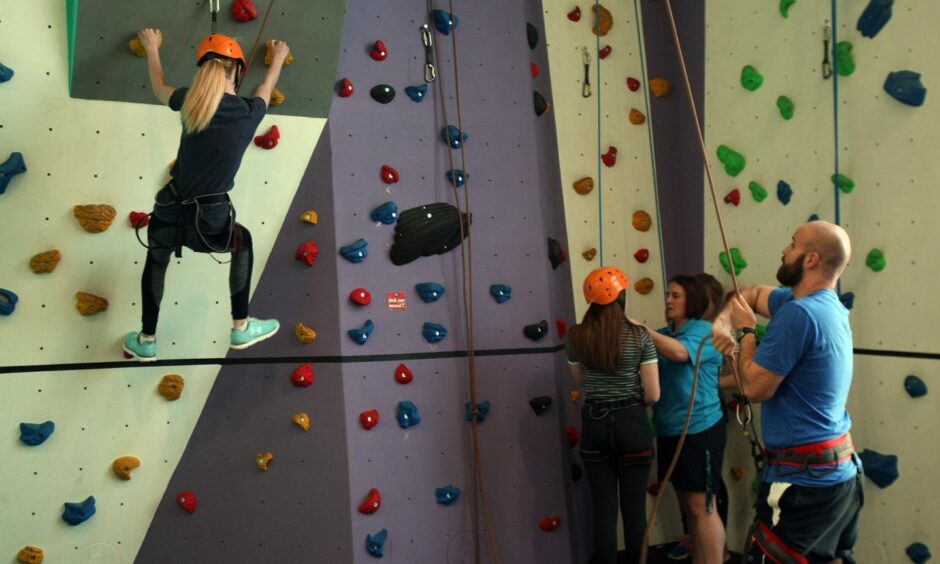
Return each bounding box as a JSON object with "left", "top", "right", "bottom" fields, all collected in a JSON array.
[{"left": 236, "top": 0, "right": 276, "bottom": 94}]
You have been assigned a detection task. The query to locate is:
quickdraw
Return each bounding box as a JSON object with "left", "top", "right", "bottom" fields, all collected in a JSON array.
[
  {"left": 822, "top": 21, "right": 833, "bottom": 79},
  {"left": 421, "top": 24, "right": 436, "bottom": 82},
  {"left": 581, "top": 46, "right": 592, "bottom": 97}
]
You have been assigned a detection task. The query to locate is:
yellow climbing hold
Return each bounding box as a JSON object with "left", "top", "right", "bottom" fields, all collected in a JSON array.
[
  {"left": 129, "top": 31, "right": 161, "bottom": 57},
  {"left": 573, "top": 177, "right": 594, "bottom": 195},
  {"left": 293, "top": 412, "right": 311, "bottom": 431},
  {"left": 256, "top": 452, "right": 273, "bottom": 472},
  {"left": 112, "top": 456, "right": 141, "bottom": 480},
  {"left": 270, "top": 87, "right": 285, "bottom": 107},
  {"left": 300, "top": 210, "right": 319, "bottom": 224},
  {"left": 264, "top": 39, "right": 294, "bottom": 66},
  {"left": 295, "top": 322, "right": 317, "bottom": 344},
  {"left": 75, "top": 292, "right": 108, "bottom": 316}
]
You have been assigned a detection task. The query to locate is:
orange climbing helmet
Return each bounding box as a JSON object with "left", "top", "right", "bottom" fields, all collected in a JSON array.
[
  {"left": 583, "top": 267, "right": 630, "bottom": 305},
  {"left": 196, "top": 33, "right": 246, "bottom": 69}
]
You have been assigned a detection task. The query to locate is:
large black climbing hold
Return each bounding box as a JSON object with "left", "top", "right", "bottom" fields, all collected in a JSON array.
[
  {"left": 548, "top": 237, "right": 567, "bottom": 269},
  {"left": 906, "top": 542, "right": 931, "bottom": 564},
  {"left": 857, "top": 449, "right": 899, "bottom": 488},
  {"left": 526, "top": 23, "right": 539, "bottom": 50},
  {"left": 884, "top": 71, "right": 927, "bottom": 107},
  {"left": 524, "top": 320, "right": 549, "bottom": 341},
  {"left": 857, "top": 0, "right": 893, "bottom": 39},
  {"left": 533, "top": 91, "right": 550, "bottom": 116},
  {"left": 390, "top": 203, "right": 471, "bottom": 265},
  {"left": 529, "top": 396, "right": 552, "bottom": 415},
  {"left": 904, "top": 374, "right": 927, "bottom": 398},
  {"left": 433, "top": 9, "right": 458, "bottom": 35},
  {"left": 369, "top": 84, "right": 396, "bottom": 104},
  {"left": 572, "top": 463, "right": 583, "bottom": 483}
]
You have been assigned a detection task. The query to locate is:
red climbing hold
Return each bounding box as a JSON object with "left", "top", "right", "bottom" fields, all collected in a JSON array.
[
  {"left": 634, "top": 248, "right": 650, "bottom": 263},
  {"left": 295, "top": 241, "right": 319, "bottom": 267},
  {"left": 337, "top": 78, "right": 354, "bottom": 98},
  {"left": 724, "top": 188, "right": 741, "bottom": 206},
  {"left": 555, "top": 317, "right": 567, "bottom": 338},
  {"left": 567, "top": 425, "right": 580, "bottom": 447},
  {"left": 358, "top": 488, "right": 382, "bottom": 514},
  {"left": 530, "top": 62, "right": 540, "bottom": 78},
  {"left": 176, "top": 490, "right": 197, "bottom": 514},
  {"left": 567, "top": 6, "right": 581, "bottom": 21},
  {"left": 647, "top": 483, "right": 661, "bottom": 497},
  {"left": 380, "top": 164, "right": 400, "bottom": 184},
  {"left": 254, "top": 125, "right": 279, "bottom": 149},
  {"left": 369, "top": 40, "right": 388, "bottom": 62},
  {"left": 231, "top": 0, "right": 259, "bottom": 22},
  {"left": 598, "top": 45, "right": 612, "bottom": 59},
  {"left": 395, "top": 363, "right": 414, "bottom": 384},
  {"left": 359, "top": 409, "right": 379, "bottom": 430},
  {"left": 539, "top": 515, "right": 561, "bottom": 531},
  {"left": 349, "top": 288, "right": 372, "bottom": 306},
  {"left": 627, "top": 77, "right": 641, "bottom": 92},
  {"left": 601, "top": 146, "right": 617, "bottom": 167},
  {"left": 128, "top": 211, "right": 149, "bottom": 228},
  {"left": 291, "top": 363, "right": 314, "bottom": 388}
]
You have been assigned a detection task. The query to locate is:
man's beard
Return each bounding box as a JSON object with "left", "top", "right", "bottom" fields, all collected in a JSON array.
[{"left": 776, "top": 253, "right": 806, "bottom": 287}]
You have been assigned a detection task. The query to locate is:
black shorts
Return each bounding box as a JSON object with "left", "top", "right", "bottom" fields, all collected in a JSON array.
[{"left": 656, "top": 419, "right": 726, "bottom": 494}]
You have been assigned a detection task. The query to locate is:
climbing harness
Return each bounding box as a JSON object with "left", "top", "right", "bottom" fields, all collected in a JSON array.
[
  {"left": 765, "top": 433, "right": 854, "bottom": 477},
  {"left": 581, "top": 46, "right": 592, "bottom": 97},
  {"left": 420, "top": 24, "right": 437, "bottom": 82},
  {"left": 822, "top": 21, "right": 833, "bottom": 79}
]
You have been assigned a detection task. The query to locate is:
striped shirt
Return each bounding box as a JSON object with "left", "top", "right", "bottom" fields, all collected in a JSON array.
[{"left": 566, "top": 322, "right": 658, "bottom": 404}]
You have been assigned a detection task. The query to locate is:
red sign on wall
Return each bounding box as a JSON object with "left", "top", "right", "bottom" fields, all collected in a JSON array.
[{"left": 387, "top": 292, "right": 407, "bottom": 311}]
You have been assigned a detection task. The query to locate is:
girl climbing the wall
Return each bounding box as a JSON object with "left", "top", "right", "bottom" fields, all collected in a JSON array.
[
  {"left": 566, "top": 267, "right": 660, "bottom": 564},
  {"left": 123, "top": 28, "right": 290, "bottom": 361}
]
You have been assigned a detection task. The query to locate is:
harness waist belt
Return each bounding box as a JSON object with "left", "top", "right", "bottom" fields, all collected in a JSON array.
[
  {"left": 585, "top": 398, "right": 642, "bottom": 410},
  {"left": 166, "top": 181, "right": 229, "bottom": 205},
  {"left": 765, "top": 433, "right": 854, "bottom": 467}
]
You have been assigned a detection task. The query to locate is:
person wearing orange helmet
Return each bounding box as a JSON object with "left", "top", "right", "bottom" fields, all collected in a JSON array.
[
  {"left": 567, "top": 267, "right": 660, "bottom": 564},
  {"left": 123, "top": 28, "right": 290, "bottom": 361}
]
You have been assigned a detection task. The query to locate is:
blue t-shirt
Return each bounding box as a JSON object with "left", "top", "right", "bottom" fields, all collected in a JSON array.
[
  {"left": 653, "top": 318, "right": 723, "bottom": 436},
  {"left": 756, "top": 288, "right": 857, "bottom": 486}
]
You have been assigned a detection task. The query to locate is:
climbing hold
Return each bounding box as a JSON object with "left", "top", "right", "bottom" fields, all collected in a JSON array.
[
  {"left": 634, "top": 248, "right": 650, "bottom": 263},
  {"left": 835, "top": 42, "right": 856, "bottom": 76},
  {"left": 340, "top": 239, "right": 369, "bottom": 263},
  {"left": 404, "top": 83, "right": 427, "bottom": 102},
  {"left": 526, "top": 23, "right": 539, "bottom": 49},
  {"left": 524, "top": 320, "right": 549, "bottom": 341},
  {"left": 731, "top": 465, "right": 745, "bottom": 480},
  {"left": 158, "top": 374, "right": 184, "bottom": 400},
  {"left": 839, "top": 292, "right": 855, "bottom": 310},
  {"left": 62, "top": 496, "right": 96, "bottom": 525},
  {"left": 627, "top": 77, "right": 641, "bottom": 92},
  {"left": 777, "top": 180, "right": 793, "bottom": 205},
  {"left": 597, "top": 46, "right": 612, "bottom": 60},
  {"left": 436, "top": 485, "right": 461, "bottom": 505},
  {"left": 253, "top": 125, "right": 279, "bottom": 149},
  {"left": 415, "top": 282, "right": 445, "bottom": 303},
  {"left": 719, "top": 248, "right": 748, "bottom": 275},
  {"left": 490, "top": 284, "right": 512, "bottom": 304},
  {"left": 291, "top": 363, "right": 314, "bottom": 387},
  {"left": 371, "top": 201, "right": 399, "bottom": 225},
  {"left": 906, "top": 542, "right": 931, "bottom": 564},
  {"left": 716, "top": 145, "right": 746, "bottom": 177},
  {"left": 777, "top": 95, "right": 794, "bottom": 120},
  {"left": 629, "top": 108, "right": 646, "bottom": 125},
  {"left": 650, "top": 77, "right": 671, "bottom": 98},
  {"left": 567, "top": 6, "right": 581, "bottom": 22},
  {"left": 533, "top": 90, "right": 551, "bottom": 116},
  {"left": 884, "top": 70, "right": 927, "bottom": 107},
  {"left": 0, "top": 62, "right": 15, "bottom": 83},
  {"left": 740, "top": 65, "right": 764, "bottom": 91},
  {"left": 582, "top": 248, "right": 597, "bottom": 261},
  {"left": 567, "top": 425, "right": 580, "bottom": 447},
  {"left": 264, "top": 40, "right": 293, "bottom": 66},
  {"left": 0, "top": 152, "right": 27, "bottom": 194},
  {"left": 380, "top": 164, "right": 400, "bottom": 184},
  {"left": 294, "top": 322, "right": 317, "bottom": 344},
  {"left": 570, "top": 390, "right": 581, "bottom": 403},
  {"left": 348, "top": 319, "right": 375, "bottom": 345},
  {"left": 904, "top": 375, "right": 927, "bottom": 398},
  {"left": 129, "top": 211, "right": 150, "bottom": 228},
  {"left": 530, "top": 62, "right": 540, "bottom": 77},
  {"left": 808, "top": 214, "right": 820, "bottom": 222},
  {"left": 573, "top": 177, "right": 594, "bottom": 195},
  {"left": 857, "top": 0, "right": 893, "bottom": 39},
  {"left": 360, "top": 409, "right": 380, "bottom": 430},
  {"left": 465, "top": 400, "right": 490, "bottom": 423},
  {"left": 433, "top": 9, "right": 459, "bottom": 35},
  {"left": 779, "top": 0, "right": 796, "bottom": 17},
  {"left": 866, "top": 248, "right": 886, "bottom": 272},
  {"left": 422, "top": 322, "right": 447, "bottom": 343},
  {"left": 601, "top": 146, "right": 617, "bottom": 167},
  {"left": 269, "top": 87, "right": 285, "bottom": 107},
  {"left": 632, "top": 210, "right": 652, "bottom": 232},
  {"left": 548, "top": 237, "right": 568, "bottom": 269},
  {"left": 647, "top": 482, "right": 661, "bottom": 497},
  {"left": 756, "top": 324, "right": 767, "bottom": 342},
  {"left": 75, "top": 291, "right": 108, "bottom": 316},
  {"left": 529, "top": 396, "right": 552, "bottom": 415},
  {"left": 446, "top": 169, "right": 469, "bottom": 188},
  {"left": 350, "top": 288, "right": 372, "bottom": 306},
  {"left": 390, "top": 203, "right": 471, "bottom": 265},
  {"left": 857, "top": 449, "right": 899, "bottom": 488},
  {"left": 724, "top": 188, "right": 741, "bottom": 206},
  {"left": 129, "top": 31, "right": 161, "bottom": 57},
  {"left": 539, "top": 515, "right": 562, "bottom": 531},
  {"left": 369, "top": 84, "right": 395, "bottom": 104},
  {"left": 366, "top": 529, "right": 388, "bottom": 558},
  {"left": 112, "top": 456, "right": 140, "bottom": 480},
  {"left": 73, "top": 204, "right": 116, "bottom": 233},
  {"left": 832, "top": 173, "right": 855, "bottom": 193},
  {"left": 16, "top": 546, "right": 44, "bottom": 564},
  {"left": 369, "top": 40, "right": 388, "bottom": 62},
  {"left": 556, "top": 317, "right": 567, "bottom": 338},
  {"left": 19, "top": 421, "right": 55, "bottom": 446},
  {"left": 394, "top": 363, "right": 414, "bottom": 385},
  {"left": 295, "top": 241, "right": 319, "bottom": 266},
  {"left": 748, "top": 181, "right": 768, "bottom": 202},
  {"left": 441, "top": 125, "right": 468, "bottom": 149},
  {"left": 176, "top": 491, "right": 197, "bottom": 513},
  {"left": 359, "top": 488, "right": 382, "bottom": 514},
  {"left": 255, "top": 452, "right": 273, "bottom": 472},
  {"left": 337, "top": 78, "right": 354, "bottom": 98},
  {"left": 300, "top": 210, "right": 318, "bottom": 224},
  {"left": 572, "top": 463, "right": 582, "bottom": 483},
  {"left": 397, "top": 401, "right": 421, "bottom": 428},
  {"left": 634, "top": 278, "right": 655, "bottom": 295},
  {"left": 293, "top": 412, "right": 310, "bottom": 431},
  {"left": 231, "top": 0, "right": 258, "bottom": 22},
  {"left": 29, "top": 250, "right": 61, "bottom": 274},
  {"left": 592, "top": 4, "right": 612, "bottom": 36}
]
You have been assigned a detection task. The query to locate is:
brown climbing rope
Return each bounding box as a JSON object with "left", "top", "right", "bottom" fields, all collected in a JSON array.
[{"left": 236, "top": 0, "right": 276, "bottom": 94}]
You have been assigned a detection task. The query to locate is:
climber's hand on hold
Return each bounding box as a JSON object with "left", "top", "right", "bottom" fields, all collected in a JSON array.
[
  {"left": 268, "top": 40, "right": 291, "bottom": 66},
  {"left": 137, "top": 28, "right": 162, "bottom": 53}
]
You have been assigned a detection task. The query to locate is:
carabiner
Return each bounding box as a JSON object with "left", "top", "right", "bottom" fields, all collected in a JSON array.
[
  {"left": 581, "top": 46, "right": 592, "bottom": 98},
  {"left": 421, "top": 24, "right": 437, "bottom": 83}
]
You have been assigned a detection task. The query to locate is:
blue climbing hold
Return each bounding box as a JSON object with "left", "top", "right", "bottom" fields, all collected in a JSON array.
[
  {"left": 397, "top": 401, "right": 421, "bottom": 428},
  {"left": 19, "top": 421, "right": 55, "bottom": 446},
  {"left": 0, "top": 62, "right": 13, "bottom": 83},
  {"left": 441, "top": 125, "right": 468, "bottom": 149},
  {"left": 404, "top": 83, "right": 428, "bottom": 102},
  {"left": 0, "top": 288, "right": 19, "bottom": 316},
  {"left": 435, "top": 484, "right": 461, "bottom": 505},
  {"left": 370, "top": 201, "right": 399, "bottom": 225},
  {"left": 348, "top": 319, "right": 375, "bottom": 345},
  {"left": 445, "top": 169, "right": 468, "bottom": 188},
  {"left": 857, "top": 0, "right": 893, "bottom": 39},
  {"left": 524, "top": 320, "right": 549, "bottom": 341},
  {"left": 808, "top": 214, "right": 820, "bottom": 222},
  {"left": 366, "top": 528, "right": 388, "bottom": 558},
  {"left": 433, "top": 9, "right": 458, "bottom": 35},
  {"left": 339, "top": 239, "right": 368, "bottom": 263},
  {"left": 904, "top": 375, "right": 927, "bottom": 398},
  {"left": 465, "top": 400, "right": 490, "bottom": 423},
  {"left": 62, "top": 496, "right": 96, "bottom": 526},
  {"left": 857, "top": 449, "right": 899, "bottom": 488},
  {"left": 884, "top": 70, "right": 927, "bottom": 107},
  {"left": 490, "top": 284, "right": 512, "bottom": 303},
  {"left": 423, "top": 322, "right": 447, "bottom": 343},
  {"left": 415, "top": 282, "right": 445, "bottom": 303},
  {"left": 0, "top": 152, "right": 27, "bottom": 194},
  {"left": 777, "top": 180, "right": 793, "bottom": 205},
  {"left": 906, "top": 542, "right": 932, "bottom": 564},
  {"left": 839, "top": 291, "right": 855, "bottom": 310}
]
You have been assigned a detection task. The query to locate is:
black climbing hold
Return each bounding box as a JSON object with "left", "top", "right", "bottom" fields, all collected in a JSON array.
[
  {"left": 390, "top": 203, "right": 471, "bottom": 266},
  {"left": 524, "top": 320, "right": 549, "bottom": 341},
  {"left": 906, "top": 542, "right": 931, "bottom": 564},
  {"left": 838, "top": 291, "right": 855, "bottom": 310},
  {"left": 904, "top": 374, "right": 927, "bottom": 398},
  {"left": 529, "top": 396, "right": 552, "bottom": 415},
  {"left": 548, "top": 237, "right": 567, "bottom": 269},
  {"left": 369, "top": 84, "right": 396, "bottom": 104},
  {"left": 533, "top": 91, "right": 550, "bottom": 116},
  {"left": 526, "top": 23, "right": 539, "bottom": 50}
]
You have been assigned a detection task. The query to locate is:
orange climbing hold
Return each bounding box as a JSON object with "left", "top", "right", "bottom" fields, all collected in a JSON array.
[
  {"left": 570, "top": 390, "right": 581, "bottom": 403},
  {"left": 299, "top": 210, "right": 318, "bottom": 224},
  {"left": 650, "top": 77, "right": 671, "bottom": 98},
  {"left": 112, "top": 456, "right": 140, "bottom": 480},
  {"left": 592, "top": 4, "right": 613, "bottom": 36},
  {"left": 270, "top": 87, "right": 285, "bottom": 107},
  {"left": 629, "top": 108, "right": 646, "bottom": 125},
  {"left": 73, "top": 204, "right": 117, "bottom": 233},
  {"left": 16, "top": 546, "right": 44, "bottom": 564},
  {"left": 634, "top": 277, "right": 655, "bottom": 295},
  {"left": 573, "top": 177, "right": 594, "bottom": 195},
  {"left": 29, "top": 250, "right": 61, "bottom": 274},
  {"left": 264, "top": 39, "right": 294, "bottom": 66},
  {"left": 295, "top": 322, "right": 317, "bottom": 344},
  {"left": 159, "top": 374, "right": 185, "bottom": 400},
  {"left": 582, "top": 248, "right": 597, "bottom": 261},
  {"left": 255, "top": 452, "right": 273, "bottom": 472},
  {"left": 293, "top": 412, "right": 311, "bottom": 431},
  {"left": 129, "top": 31, "right": 161, "bottom": 57},
  {"left": 632, "top": 210, "right": 652, "bottom": 231},
  {"left": 75, "top": 292, "right": 108, "bottom": 316}
]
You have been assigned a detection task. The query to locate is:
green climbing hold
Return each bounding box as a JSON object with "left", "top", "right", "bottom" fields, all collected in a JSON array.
[
  {"left": 832, "top": 173, "right": 855, "bottom": 193},
  {"left": 835, "top": 41, "right": 856, "bottom": 76},
  {"left": 755, "top": 324, "right": 767, "bottom": 342},
  {"left": 748, "top": 181, "right": 768, "bottom": 202},
  {"left": 866, "top": 248, "right": 886, "bottom": 272},
  {"left": 741, "top": 65, "right": 764, "bottom": 91},
  {"left": 719, "top": 248, "right": 748, "bottom": 276},
  {"left": 717, "top": 145, "right": 746, "bottom": 177},
  {"left": 779, "top": 0, "right": 796, "bottom": 18},
  {"left": 777, "top": 95, "right": 794, "bottom": 120}
]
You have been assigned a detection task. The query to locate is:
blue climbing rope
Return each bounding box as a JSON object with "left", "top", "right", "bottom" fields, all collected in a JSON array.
[
  {"left": 831, "top": 0, "right": 842, "bottom": 295},
  {"left": 596, "top": 0, "right": 604, "bottom": 266}
]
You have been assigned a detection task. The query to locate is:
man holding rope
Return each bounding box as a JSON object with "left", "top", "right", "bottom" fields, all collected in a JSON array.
[{"left": 712, "top": 221, "right": 863, "bottom": 564}]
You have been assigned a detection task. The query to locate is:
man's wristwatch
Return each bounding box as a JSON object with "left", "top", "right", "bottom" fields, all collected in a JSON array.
[{"left": 737, "top": 327, "right": 757, "bottom": 342}]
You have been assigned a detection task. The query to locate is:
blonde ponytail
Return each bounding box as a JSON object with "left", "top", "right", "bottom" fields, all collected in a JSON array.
[{"left": 180, "top": 58, "right": 234, "bottom": 134}]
